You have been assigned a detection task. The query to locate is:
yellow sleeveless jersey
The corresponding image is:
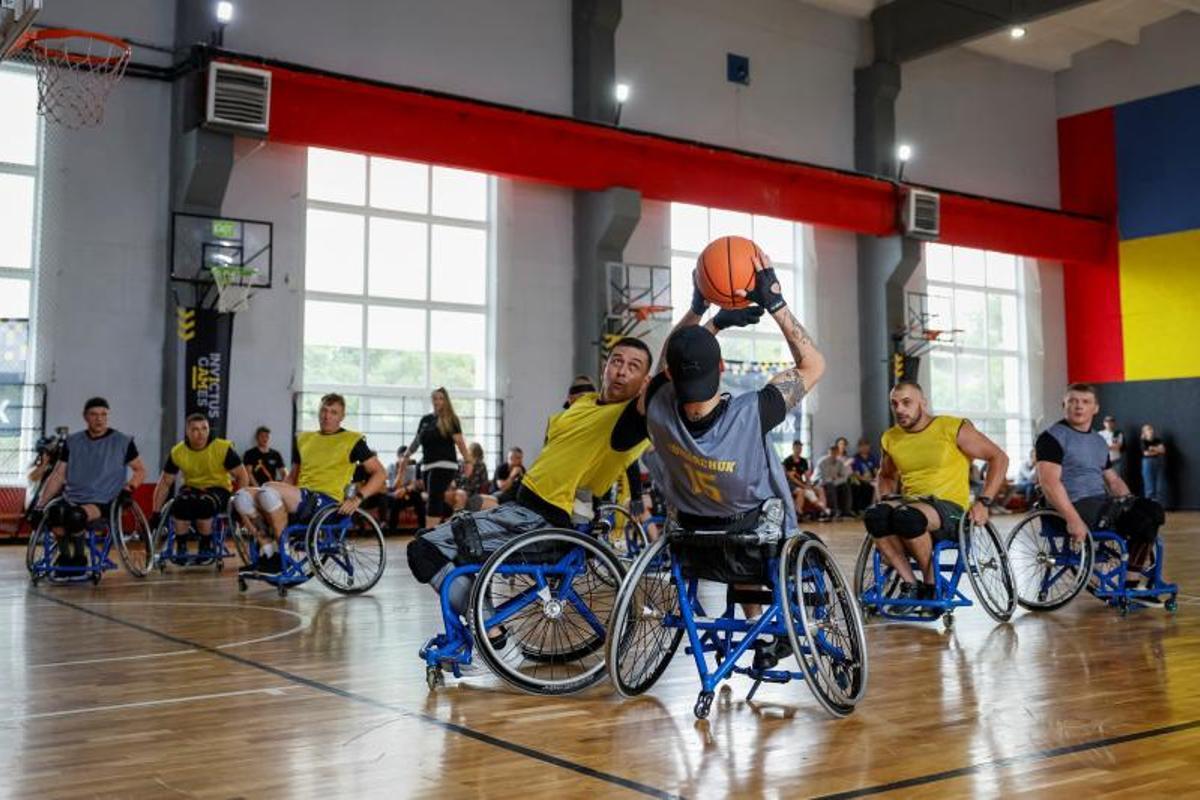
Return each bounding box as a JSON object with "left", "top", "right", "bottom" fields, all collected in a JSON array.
[
  {"left": 170, "top": 439, "right": 235, "bottom": 491},
  {"left": 881, "top": 416, "right": 970, "bottom": 508},
  {"left": 297, "top": 429, "right": 363, "bottom": 501},
  {"left": 522, "top": 393, "right": 649, "bottom": 517}
]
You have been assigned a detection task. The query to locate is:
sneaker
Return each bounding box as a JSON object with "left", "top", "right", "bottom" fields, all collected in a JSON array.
[
  {"left": 752, "top": 636, "right": 793, "bottom": 671},
  {"left": 486, "top": 626, "right": 509, "bottom": 651},
  {"left": 886, "top": 581, "right": 922, "bottom": 615},
  {"left": 258, "top": 552, "right": 283, "bottom": 574}
]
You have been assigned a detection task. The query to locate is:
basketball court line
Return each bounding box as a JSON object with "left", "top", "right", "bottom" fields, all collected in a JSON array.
[
  {"left": 34, "top": 592, "right": 681, "bottom": 800},
  {"left": 1, "top": 686, "right": 294, "bottom": 724},
  {"left": 29, "top": 649, "right": 196, "bottom": 669},
  {"left": 809, "top": 716, "right": 1200, "bottom": 799}
]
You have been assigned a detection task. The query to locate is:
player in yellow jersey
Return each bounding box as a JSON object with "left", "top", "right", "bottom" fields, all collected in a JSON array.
[
  {"left": 150, "top": 413, "right": 250, "bottom": 555},
  {"left": 865, "top": 380, "right": 1009, "bottom": 607},
  {"left": 232, "top": 393, "right": 386, "bottom": 573}
]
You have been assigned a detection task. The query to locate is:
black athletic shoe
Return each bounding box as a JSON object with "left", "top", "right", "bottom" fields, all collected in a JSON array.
[
  {"left": 752, "top": 636, "right": 793, "bottom": 671},
  {"left": 487, "top": 625, "right": 509, "bottom": 651}
]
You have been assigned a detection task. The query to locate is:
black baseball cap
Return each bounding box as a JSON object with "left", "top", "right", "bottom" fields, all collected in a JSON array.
[{"left": 666, "top": 326, "right": 722, "bottom": 403}]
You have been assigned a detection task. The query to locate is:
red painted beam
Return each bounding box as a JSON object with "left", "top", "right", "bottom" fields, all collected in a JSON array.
[{"left": 247, "top": 59, "right": 1110, "bottom": 264}]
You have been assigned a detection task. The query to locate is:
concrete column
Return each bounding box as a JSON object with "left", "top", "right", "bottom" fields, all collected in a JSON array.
[{"left": 571, "top": 0, "right": 641, "bottom": 378}]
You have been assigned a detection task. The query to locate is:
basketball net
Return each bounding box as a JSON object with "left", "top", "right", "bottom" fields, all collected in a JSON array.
[
  {"left": 15, "top": 29, "right": 131, "bottom": 128},
  {"left": 210, "top": 266, "right": 258, "bottom": 314}
]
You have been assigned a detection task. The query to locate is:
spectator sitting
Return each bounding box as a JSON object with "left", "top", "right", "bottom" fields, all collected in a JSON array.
[
  {"left": 1014, "top": 449, "right": 1038, "bottom": 508},
  {"left": 782, "top": 440, "right": 829, "bottom": 521},
  {"left": 388, "top": 446, "right": 427, "bottom": 532},
  {"left": 452, "top": 442, "right": 490, "bottom": 512},
  {"left": 849, "top": 438, "right": 879, "bottom": 515},
  {"left": 816, "top": 444, "right": 851, "bottom": 519}
]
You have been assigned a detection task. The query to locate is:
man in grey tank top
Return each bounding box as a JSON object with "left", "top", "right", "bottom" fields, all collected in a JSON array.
[
  {"left": 636, "top": 254, "right": 826, "bottom": 669},
  {"left": 1035, "top": 383, "right": 1164, "bottom": 585},
  {"left": 34, "top": 397, "right": 146, "bottom": 567}
]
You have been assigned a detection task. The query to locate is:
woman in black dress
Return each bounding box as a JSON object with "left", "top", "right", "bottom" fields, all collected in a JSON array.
[{"left": 398, "top": 387, "right": 471, "bottom": 526}]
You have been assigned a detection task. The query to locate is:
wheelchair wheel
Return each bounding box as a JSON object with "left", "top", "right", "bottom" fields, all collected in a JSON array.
[
  {"left": 469, "top": 527, "right": 624, "bottom": 695},
  {"left": 305, "top": 506, "right": 386, "bottom": 595},
  {"left": 26, "top": 506, "right": 59, "bottom": 584},
  {"left": 226, "top": 500, "right": 252, "bottom": 566},
  {"left": 1005, "top": 510, "right": 1093, "bottom": 612},
  {"left": 852, "top": 535, "right": 901, "bottom": 615},
  {"left": 149, "top": 499, "right": 175, "bottom": 571},
  {"left": 593, "top": 503, "right": 649, "bottom": 562},
  {"left": 781, "top": 535, "right": 868, "bottom": 718},
  {"left": 113, "top": 496, "right": 153, "bottom": 578},
  {"left": 958, "top": 517, "right": 1015, "bottom": 622},
  {"left": 606, "top": 534, "right": 684, "bottom": 698}
]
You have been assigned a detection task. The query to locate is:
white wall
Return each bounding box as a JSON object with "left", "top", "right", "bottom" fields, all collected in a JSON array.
[
  {"left": 1056, "top": 12, "right": 1200, "bottom": 118},
  {"left": 897, "top": 47, "right": 1060, "bottom": 208},
  {"left": 35, "top": 80, "right": 172, "bottom": 468},
  {"left": 806, "top": 227, "right": 861, "bottom": 449},
  {"left": 220, "top": 0, "right": 572, "bottom": 115},
  {"left": 616, "top": 0, "right": 862, "bottom": 169}
]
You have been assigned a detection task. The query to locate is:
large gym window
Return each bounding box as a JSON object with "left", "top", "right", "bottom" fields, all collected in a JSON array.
[
  {"left": 923, "top": 243, "right": 1032, "bottom": 475},
  {"left": 0, "top": 65, "right": 40, "bottom": 482},
  {"left": 302, "top": 148, "right": 497, "bottom": 459},
  {"left": 669, "top": 203, "right": 808, "bottom": 455}
]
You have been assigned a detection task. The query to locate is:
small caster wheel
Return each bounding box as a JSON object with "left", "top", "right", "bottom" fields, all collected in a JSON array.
[
  {"left": 942, "top": 612, "right": 954, "bottom": 630},
  {"left": 277, "top": 584, "right": 288, "bottom": 598},
  {"left": 30, "top": 576, "right": 40, "bottom": 587},
  {"left": 215, "top": 560, "right": 224, "bottom": 573},
  {"left": 1166, "top": 598, "right": 1177, "bottom": 614},
  {"left": 694, "top": 691, "right": 714, "bottom": 720},
  {"left": 91, "top": 573, "right": 101, "bottom": 586},
  {"left": 426, "top": 666, "right": 444, "bottom": 690},
  {"left": 1119, "top": 599, "right": 1130, "bottom": 617},
  {"left": 237, "top": 576, "right": 247, "bottom": 592}
]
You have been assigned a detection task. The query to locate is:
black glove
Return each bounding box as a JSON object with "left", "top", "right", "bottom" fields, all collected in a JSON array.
[
  {"left": 713, "top": 305, "right": 765, "bottom": 331},
  {"left": 25, "top": 507, "right": 43, "bottom": 526},
  {"left": 746, "top": 265, "right": 787, "bottom": 314},
  {"left": 149, "top": 512, "right": 162, "bottom": 530},
  {"left": 690, "top": 271, "right": 710, "bottom": 316}
]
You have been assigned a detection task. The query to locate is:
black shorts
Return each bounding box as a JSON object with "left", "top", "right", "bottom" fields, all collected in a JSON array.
[
  {"left": 905, "top": 495, "right": 964, "bottom": 542},
  {"left": 672, "top": 536, "right": 778, "bottom": 584},
  {"left": 424, "top": 467, "right": 456, "bottom": 517},
  {"left": 172, "top": 487, "right": 231, "bottom": 521}
]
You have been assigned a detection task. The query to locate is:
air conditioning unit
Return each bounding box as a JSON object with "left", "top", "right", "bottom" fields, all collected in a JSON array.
[
  {"left": 205, "top": 62, "right": 271, "bottom": 135},
  {"left": 901, "top": 188, "right": 940, "bottom": 240}
]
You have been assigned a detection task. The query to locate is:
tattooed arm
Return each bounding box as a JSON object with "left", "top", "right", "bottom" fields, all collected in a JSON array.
[{"left": 768, "top": 306, "right": 825, "bottom": 409}]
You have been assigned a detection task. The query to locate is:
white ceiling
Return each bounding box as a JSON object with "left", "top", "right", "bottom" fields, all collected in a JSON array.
[{"left": 801, "top": 0, "right": 1200, "bottom": 71}]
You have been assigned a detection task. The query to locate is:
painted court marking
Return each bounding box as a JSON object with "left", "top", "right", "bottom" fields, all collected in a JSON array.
[{"left": 1, "top": 686, "right": 294, "bottom": 724}]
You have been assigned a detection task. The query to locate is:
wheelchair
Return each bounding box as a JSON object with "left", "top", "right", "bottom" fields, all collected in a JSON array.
[
  {"left": 587, "top": 502, "right": 650, "bottom": 563},
  {"left": 151, "top": 497, "right": 245, "bottom": 573},
  {"left": 853, "top": 511, "right": 1016, "bottom": 629},
  {"left": 1005, "top": 507, "right": 1178, "bottom": 615},
  {"left": 26, "top": 494, "right": 154, "bottom": 585},
  {"left": 420, "top": 525, "right": 626, "bottom": 695},
  {"left": 236, "top": 503, "right": 386, "bottom": 597},
  {"left": 606, "top": 516, "right": 868, "bottom": 720}
]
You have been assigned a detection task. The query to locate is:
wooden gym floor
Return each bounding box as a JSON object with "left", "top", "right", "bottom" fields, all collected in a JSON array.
[{"left": 3, "top": 513, "right": 1199, "bottom": 799}]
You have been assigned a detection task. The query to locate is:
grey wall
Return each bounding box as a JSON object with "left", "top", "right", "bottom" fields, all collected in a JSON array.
[
  {"left": 1056, "top": 12, "right": 1200, "bottom": 118},
  {"left": 898, "top": 47, "right": 1060, "bottom": 208}
]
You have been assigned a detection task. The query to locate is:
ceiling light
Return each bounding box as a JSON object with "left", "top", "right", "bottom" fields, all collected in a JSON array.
[
  {"left": 896, "top": 144, "right": 913, "bottom": 163},
  {"left": 615, "top": 83, "right": 631, "bottom": 103},
  {"left": 1010, "top": 25, "right": 1027, "bottom": 40},
  {"left": 216, "top": 2, "right": 234, "bottom": 23}
]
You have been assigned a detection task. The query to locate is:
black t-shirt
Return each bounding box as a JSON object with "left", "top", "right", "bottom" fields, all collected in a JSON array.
[
  {"left": 783, "top": 455, "right": 809, "bottom": 476},
  {"left": 1141, "top": 437, "right": 1163, "bottom": 457},
  {"left": 414, "top": 413, "right": 461, "bottom": 465},
  {"left": 164, "top": 446, "right": 241, "bottom": 475},
  {"left": 609, "top": 372, "right": 787, "bottom": 450},
  {"left": 243, "top": 447, "right": 285, "bottom": 483},
  {"left": 59, "top": 430, "right": 139, "bottom": 464}
]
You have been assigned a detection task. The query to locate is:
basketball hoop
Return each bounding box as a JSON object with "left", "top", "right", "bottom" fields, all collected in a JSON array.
[
  {"left": 14, "top": 28, "right": 131, "bottom": 128},
  {"left": 627, "top": 304, "right": 671, "bottom": 323},
  {"left": 209, "top": 266, "right": 259, "bottom": 313}
]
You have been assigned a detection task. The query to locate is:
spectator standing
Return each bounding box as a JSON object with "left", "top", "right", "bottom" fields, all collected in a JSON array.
[
  {"left": 1140, "top": 424, "right": 1167, "bottom": 506},
  {"left": 1099, "top": 415, "right": 1124, "bottom": 478}
]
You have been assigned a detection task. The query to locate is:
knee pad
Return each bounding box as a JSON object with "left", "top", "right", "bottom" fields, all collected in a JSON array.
[
  {"left": 48, "top": 503, "right": 88, "bottom": 533},
  {"left": 893, "top": 506, "right": 929, "bottom": 539},
  {"left": 232, "top": 488, "right": 257, "bottom": 516},
  {"left": 257, "top": 487, "right": 284, "bottom": 513},
  {"left": 863, "top": 504, "right": 893, "bottom": 538},
  {"left": 406, "top": 535, "right": 451, "bottom": 584}
]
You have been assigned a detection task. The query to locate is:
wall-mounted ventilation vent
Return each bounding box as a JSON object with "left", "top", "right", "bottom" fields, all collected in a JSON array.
[
  {"left": 902, "top": 188, "right": 940, "bottom": 240},
  {"left": 205, "top": 62, "right": 270, "bottom": 134}
]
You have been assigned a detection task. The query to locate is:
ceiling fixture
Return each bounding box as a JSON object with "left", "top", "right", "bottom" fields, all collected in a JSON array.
[{"left": 1010, "top": 25, "right": 1027, "bottom": 40}]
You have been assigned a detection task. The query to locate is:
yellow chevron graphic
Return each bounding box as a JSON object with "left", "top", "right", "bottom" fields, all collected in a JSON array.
[{"left": 177, "top": 308, "right": 196, "bottom": 342}]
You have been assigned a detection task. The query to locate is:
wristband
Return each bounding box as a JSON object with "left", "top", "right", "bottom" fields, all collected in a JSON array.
[{"left": 977, "top": 496, "right": 993, "bottom": 508}]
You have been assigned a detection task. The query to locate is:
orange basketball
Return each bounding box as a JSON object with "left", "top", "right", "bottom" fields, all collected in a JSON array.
[{"left": 696, "top": 236, "right": 763, "bottom": 309}]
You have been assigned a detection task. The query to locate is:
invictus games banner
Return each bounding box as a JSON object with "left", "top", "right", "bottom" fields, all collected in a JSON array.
[{"left": 180, "top": 308, "right": 234, "bottom": 438}]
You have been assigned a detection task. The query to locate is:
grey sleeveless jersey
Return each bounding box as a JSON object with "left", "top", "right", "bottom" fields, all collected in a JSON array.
[
  {"left": 64, "top": 430, "right": 132, "bottom": 505},
  {"left": 646, "top": 384, "right": 799, "bottom": 534},
  {"left": 1044, "top": 421, "right": 1108, "bottom": 501}
]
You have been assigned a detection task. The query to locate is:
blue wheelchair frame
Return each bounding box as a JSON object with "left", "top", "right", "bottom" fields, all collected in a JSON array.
[
  {"left": 419, "top": 544, "right": 608, "bottom": 685},
  {"left": 153, "top": 500, "right": 238, "bottom": 572},
  {"left": 858, "top": 537, "right": 973, "bottom": 625},
  {"left": 27, "top": 495, "right": 151, "bottom": 585},
  {"left": 237, "top": 506, "right": 383, "bottom": 597},
  {"left": 1014, "top": 510, "right": 1178, "bottom": 614}
]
